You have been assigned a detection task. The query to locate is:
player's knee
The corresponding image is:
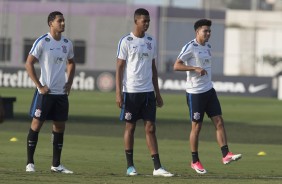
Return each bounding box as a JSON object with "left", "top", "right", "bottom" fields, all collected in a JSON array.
[
  {"left": 216, "top": 122, "right": 225, "bottom": 130},
  {"left": 125, "top": 123, "right": 136, "bottom": 134},
  {"left": 191, "top": 122, "right": 202, "bottom": 133},
  {"left": 145, "top": 124, "right": 156, "bottom": 134},
  {"left": 213, "top": 116, "right": 225, "bottom": 129},
  {"left": 31, "top": 119, "right": 43, "bottom": 132},
  {"left": 53, "top": 123, "right": 65, "bottom": 133}
]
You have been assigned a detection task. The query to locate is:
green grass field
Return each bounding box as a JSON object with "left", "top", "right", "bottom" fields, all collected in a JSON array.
[{"left": 1, "top": 88, "right": 282, "bottom": 184}]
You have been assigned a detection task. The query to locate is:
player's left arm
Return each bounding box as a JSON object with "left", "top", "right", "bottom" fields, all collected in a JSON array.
[
  {"left": 152, "top": 59, "right": 163, "bottom": 108},
  {"left": 64, "top": 58, "right": 76, "bottom": 95}
]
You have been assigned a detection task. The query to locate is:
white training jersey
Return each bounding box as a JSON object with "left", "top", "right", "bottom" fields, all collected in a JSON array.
[
  {"left": 29, "top": 32, "right": 74, "bottom": 94},
  {"left": 117, "top": 32, "right": 157, "bottom": 93},
  {"left": 177, "top": 39, "right": 213, "bottom": 94}
]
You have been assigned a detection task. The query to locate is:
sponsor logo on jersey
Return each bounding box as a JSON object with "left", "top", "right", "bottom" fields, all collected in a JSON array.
[
  {"left": 127, "top": 37, "right": 133, "bottom": 41},
  {"left": 193, "top": 43, "right": 198, "bottom": 46},
  {"left": 207, "top": 44, "right": 211, "bottom": 48},
  {"left": 55, "top": 57, "right": 64, "bottom": 64},
  {"left": 146, "top": 42, "right": 152, "bottom": 50},
  {"left": 45, "top": 38, "right": 50, "bottom": 42},
  {"left": 64, "top": 39, "right": 68, "bottom": 43},
  {"left": 147, "top": 36, "right": 152, "bottom": 40},
  {"left": 138, "top": 53, "right": 149, "bottom": 60},
  {"left": 62, "top": 45, "right": 67, "bottom": 53}
]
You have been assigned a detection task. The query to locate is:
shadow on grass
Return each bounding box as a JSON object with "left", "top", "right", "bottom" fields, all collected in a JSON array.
[{"left": 4, "top": 113, "right": 282, "bottom": 145}]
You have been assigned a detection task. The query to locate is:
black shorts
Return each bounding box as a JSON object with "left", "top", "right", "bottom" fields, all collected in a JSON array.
[
  {"left": 186, "top": 88, "right": 222, "bottom": 123},
  {"left": 29, "top": 90, "right": 69, "bottom": 121},
  {"left": 119, "top": 91, "right": 156, "bottom": 123}
]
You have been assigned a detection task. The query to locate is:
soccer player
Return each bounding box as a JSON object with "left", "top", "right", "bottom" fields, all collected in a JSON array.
[
  {"left": 173, "top": 19, "right": 242, "bottom": 174},
  {"left": 116, "top": 8, "right": 173, "bottom": 177},
  {"left": 25, "top": 11, "right": 75, "bottom": 173}
]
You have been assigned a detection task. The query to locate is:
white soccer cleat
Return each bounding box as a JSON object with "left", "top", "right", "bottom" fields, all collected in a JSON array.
[
  {"left": 51, "top": 164, "right": 73, "bottom": 174},
  {"left": 153, "top": 167, "right": 174, "bottom": 177},
  {"left": 26, "top": 163, "right": 35, "bottom": 172}
]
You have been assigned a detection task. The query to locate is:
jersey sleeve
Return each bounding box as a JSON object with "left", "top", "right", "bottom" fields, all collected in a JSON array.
[
  {"left": 177, "top": 43, "right": 193, "bottom": 62},
  {"left": 153, "top": 39, "right": 157, "bottom": 59},
  {"left": 116, "top": 37, "right": 128, "bottom": 60},
  {"left": 68, "top": 41, "right": 74, "bottom": 60},
  {"left": 29, "top": 38, "right": 43, "bottom": 59}
]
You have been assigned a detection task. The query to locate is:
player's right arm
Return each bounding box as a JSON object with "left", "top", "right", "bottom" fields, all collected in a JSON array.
[
  {"left": 25, "top": 55, "right": 49, "bottom": 94},
  {"left": 116, "top": 58, "right": 125, "bottom": 108},
  {"left": 115, "top": 35, "right": 128, "bottom": 108},
  {"left": 174, "top": 59, "right": 207, "bottom": 76},
  {"left": 174, "top": 43, "right": 207, "bottom": 76}
]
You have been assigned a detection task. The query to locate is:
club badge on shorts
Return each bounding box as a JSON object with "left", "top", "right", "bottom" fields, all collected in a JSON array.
[
  {"left": 34, "top": 109, "right": 42, "bottom": 118},
  {"left": 125, "top": 112, "right": 132, "bottom": 120},
  {"left": 193, "top": 112, "right": 200, "bottom": 120}
]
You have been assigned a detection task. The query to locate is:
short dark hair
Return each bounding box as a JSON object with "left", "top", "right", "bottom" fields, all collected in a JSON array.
[
  {"left": 47, "top": 11, "right": 63, "bottom": 26},
  {"left": 194, "top": 19, "right": 212, "bottom": 31},
  {"left": 134, "top": 8, "right": 149, "bottom": 20}
]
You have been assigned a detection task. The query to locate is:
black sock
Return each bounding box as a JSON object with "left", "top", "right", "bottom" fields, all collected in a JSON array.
[
  {"left": 27, "top": 128, "right": 39, "bottom": 164},
  {"left": 151, "top": 154, "right": 161, "bottom": 170},
  {"left": 221, "top": 145, "right": 229, "bottom": 157},
  {"left": 125, "top": 149, "right": 134, "bottom": 168},
  {"left": 192, "top": 152, "right": 199, "bottom": 163},
  {"left": 52, "top": 131, "right": 64, "bottom": 167}
]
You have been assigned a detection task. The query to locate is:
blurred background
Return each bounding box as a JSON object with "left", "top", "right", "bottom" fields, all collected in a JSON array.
[{"left": 1, "top": 0, "right": 282, "bottom": 98}]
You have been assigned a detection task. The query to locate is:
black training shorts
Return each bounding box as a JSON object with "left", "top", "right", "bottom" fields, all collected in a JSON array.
[
  {"left": 186, "top": 88, "right": 222, "bottom": 123},
  {"left": 29, "top": 89, "right": 69, "bottom": 121},
  {"left": 119, "top": 91, "right": 156, "bottom": 123}
]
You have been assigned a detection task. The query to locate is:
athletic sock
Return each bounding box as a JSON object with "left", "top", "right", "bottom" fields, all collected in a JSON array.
[
  {"left": 192, "top": 152, "right": 199, "bottom": 163},
  {"left": 27, "top": 128, "right": 39, "bottom": 164},
  {"left": 151, "top": 154, "right": 161, "bottom": 170},
  {"left": 52, "top": 131, "right": 64, "bottom": 167},
  {"left": 221, "top": 145, "right": 229, "bottom": 157},
  {"left": 125, "top": 149, "right": 134, "bottom": 168}
]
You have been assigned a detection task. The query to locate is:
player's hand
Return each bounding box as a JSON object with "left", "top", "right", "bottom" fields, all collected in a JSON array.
[
  {"left": 64, "top": 82, "right": 72, "bottom": 95},
  {"left": 116, "top": 93, "right": 123, "bottom": 108},
  {"left": 39, "top": 85, "right": 50, "bottom": 95},
  {"left": 156, "top": 94, "right": 163, "bottom": 108},
  {"left": 194, "top": 67, "right": 207, "bottom": 76}
]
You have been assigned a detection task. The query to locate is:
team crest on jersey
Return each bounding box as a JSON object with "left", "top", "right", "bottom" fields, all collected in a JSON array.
[
  {"left": 34, "top": 109, "right": 42, "bottom": 118},
  {"left": 147, "top": 36, "right": 152, "bottom": 41},
  {"left": 193, "top": 43, "right": 198, "bottom": 47},
  {"left": 45, "top": 38, "right": 50, "bottom": 42},
  {"left": 207, "top": 44, "right": 211, "bottom": 48},
  {"left": 62, "top": 45, "right": 67, "bottom": 53},
  {"left": 146, "top": 42, "right": 152, "bottom": 50},
  {"left": 64, "top": 39, "right": 68, "bottom": 43},
  {"left": 127, "top": 37, "right": 133, "bottom": 41},
  {"left": 193, "top": 112, "right": 200, "bottom": 120},
  {"left": 125, "top": 112, "right": 132, "bottom": 120}
]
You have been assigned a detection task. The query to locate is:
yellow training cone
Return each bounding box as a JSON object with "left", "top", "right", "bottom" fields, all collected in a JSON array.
[
  {"left": 10, "top": 137, "right": 18, "bottom": 142},
  {"left": 257, "top": 151, "right": 266, "bottom": 156}
]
